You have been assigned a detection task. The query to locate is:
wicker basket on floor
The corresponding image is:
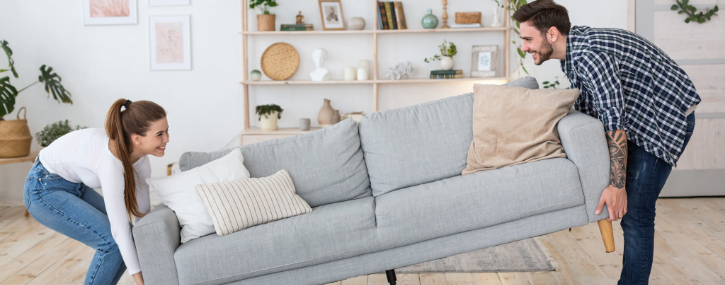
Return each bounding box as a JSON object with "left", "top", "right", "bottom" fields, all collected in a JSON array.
[{"left": 0, "top": 107, "right": 32, "bottom": 158}]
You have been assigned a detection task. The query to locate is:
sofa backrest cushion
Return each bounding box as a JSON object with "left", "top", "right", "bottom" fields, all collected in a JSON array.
[
  {"left": 179, "top": 119, "right": 371, "bottom": 208},
  {"left": 358, "top": 76, "right": 539, "bottom": 197}
]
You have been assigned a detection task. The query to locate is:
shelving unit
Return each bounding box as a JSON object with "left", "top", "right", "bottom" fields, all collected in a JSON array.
[{"left": 240, "top": 0, "right": 511, "bottom": 132}]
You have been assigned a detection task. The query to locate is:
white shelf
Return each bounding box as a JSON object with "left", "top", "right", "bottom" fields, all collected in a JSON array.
[
  {"left": 241, "top": 77, "right": 510, "bottom": 85},
  {"left": 242, "top": 127, "right": 322, "bottom": 135},
  {"left": 239, "top": 27, "right": 511, "bottom": 35}
]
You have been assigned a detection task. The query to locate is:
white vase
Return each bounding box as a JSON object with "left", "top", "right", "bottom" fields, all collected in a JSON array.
[
  {"left": 260, "top": 111, "right": 279, "bottom": 131},
  {"left": 348, "top": 17, "right": 365, "bottom": 30},
  {"left": 440, "top": 56, "right": 454, "bottom": 70}
]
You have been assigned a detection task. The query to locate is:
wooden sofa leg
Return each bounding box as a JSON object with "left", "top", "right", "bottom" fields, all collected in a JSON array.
[
  {"left": 385, "top": 269, "right": 396, "bottom": 285},
  {"left": 598, "top": 219, "right": 615, "bottom": 253}
]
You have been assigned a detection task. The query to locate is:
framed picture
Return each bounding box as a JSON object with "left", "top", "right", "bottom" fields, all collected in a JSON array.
[
  {"left": 471, "top": 45, "right": 498, "bottom": 78},
  {"left": 149, "top": 0, "right": 190, "bottom": 6},
  {"left": 149, "top": 15, "right": 191, "bottom": 70},
  {"left": 83, "top": 0, "right": 138, "bottom": 25},
  {"left": 318, "top": 0, "right": 345, "bottom": 30}
]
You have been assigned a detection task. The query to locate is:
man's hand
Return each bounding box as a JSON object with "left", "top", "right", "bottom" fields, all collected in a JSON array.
[
  {"left": 596, "top": 185, "right": 627, "bottom": 221},
  {"left": 597, "top": 129, "right": 628, "bottom": 222}
]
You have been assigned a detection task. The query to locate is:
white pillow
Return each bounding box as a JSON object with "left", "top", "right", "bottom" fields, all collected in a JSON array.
[{"left": 146, "top": 148, "right": 250, "bottom": 243}]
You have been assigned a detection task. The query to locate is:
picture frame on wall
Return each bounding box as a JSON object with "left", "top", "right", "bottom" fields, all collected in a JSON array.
[
  {"left": 318, "top": 0, "right": 345, "bottom": 30},
  {"left": 83, "top": 0, "right": 138, "bottom": 25},
  {"left": 471, "top": 45, "right": 498, "bottom": 78},
  {"left": 149, "top": 0, "right": 190, "bottom": 6},
  {"left": 149, "top": 15, "right": 191, "bottom": 70}
]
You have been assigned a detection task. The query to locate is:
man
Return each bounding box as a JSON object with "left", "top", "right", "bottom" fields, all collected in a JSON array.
[{"left": 512, "top": 0, "right": 700, "bottom": 284}]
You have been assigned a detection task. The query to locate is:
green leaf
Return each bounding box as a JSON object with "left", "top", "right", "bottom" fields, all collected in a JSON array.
[
  {"left": 517, "top": 47, "right": 525, "bottom": 59},
  {"left": 714, "top": 5, "right": 719, "bottom": 12},
  {"left": 0, "top": 76, "right": 17, "bottom": 118},
  {"left": 671, "top": 4, "right": 679, "bottom": 10},
  {"left": 542, "top": 81, "right": 550, "bottom": 84},
  {"left": 678, "top": 10, "right": 684, "bottom": 14},
  {"left": 689, "top": 5, "right": 696, "bottom": 13},
  {"left": 685, "top": 18, "right": 691, "bottom": 23},
  {"left": 38, "top": 65, "right": 73, "bottom": 104},
  {"left": 1, "top": 40, "right": 18, "bottom": 79},
  {"left": 522, "top": 65, "right": 529, "bottom": 75},
  {"left": 516, "top": 0, "right": 528, "bottom": 9}
]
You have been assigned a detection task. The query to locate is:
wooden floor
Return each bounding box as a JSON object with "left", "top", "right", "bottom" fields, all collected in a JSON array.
[{"left": 2, "top": 198, "right": 725, "bottom": 285}]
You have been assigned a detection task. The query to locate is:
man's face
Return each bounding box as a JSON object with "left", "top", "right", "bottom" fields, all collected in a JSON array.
[{"left": 520, "top": 21, "right": 554, "bottom": 65}]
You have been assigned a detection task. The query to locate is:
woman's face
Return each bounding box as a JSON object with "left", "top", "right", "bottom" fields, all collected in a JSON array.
[{"left": 132, "top": 117, "right": 169, "bottom": 157}]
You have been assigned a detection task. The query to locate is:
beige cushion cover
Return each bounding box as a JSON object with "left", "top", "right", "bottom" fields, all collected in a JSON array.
[
  {"left": 196, "top": 169, "right": 312, "bottom": 236},
  {"left": 462, "top": 84, "right": 580, "bottom": 175}
]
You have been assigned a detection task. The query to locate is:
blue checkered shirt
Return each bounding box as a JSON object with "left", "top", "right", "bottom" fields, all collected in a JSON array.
[{"left": 560, "top": 26, "right": 701, "bottom": 166}]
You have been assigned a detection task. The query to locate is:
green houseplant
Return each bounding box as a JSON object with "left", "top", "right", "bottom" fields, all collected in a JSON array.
[
  {"left": 250, "top": 0, "right": 279, "bottom": 31},
  {"left": 35, "top": 120, "right": 86, "bottom": 148},
  {"left": 424, "top": 40, "right": 457, "bottom": 70},
  {"left": 256, "top": 104, "right": 283, "bottom": 131}
]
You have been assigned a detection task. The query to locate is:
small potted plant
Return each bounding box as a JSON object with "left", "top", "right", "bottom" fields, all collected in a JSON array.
[
  {"left": 256, "top": 104, "right": 283, "bottom": 131},
  {"left": 35, "top": 120, "right": 86, "bottom": 148},
  {"left": 250, "top": 0, "right": 278, "bottom": 31},
  {"left": 424, "top": 40, "right": 457, "bottom": 70}
]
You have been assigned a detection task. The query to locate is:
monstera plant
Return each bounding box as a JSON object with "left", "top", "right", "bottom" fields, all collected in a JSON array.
[{"left": 0, "top": 40, "right": 73, "bottom": 120}]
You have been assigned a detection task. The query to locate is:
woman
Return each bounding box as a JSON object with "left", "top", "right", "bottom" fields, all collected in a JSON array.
[{"left": 23, "top": 99, "right": 169, "bottom": 285}]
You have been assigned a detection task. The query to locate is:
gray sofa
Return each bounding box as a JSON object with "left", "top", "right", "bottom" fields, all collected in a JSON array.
[{"left": 133, "top": 77, "right": 612, "bottom": 285}]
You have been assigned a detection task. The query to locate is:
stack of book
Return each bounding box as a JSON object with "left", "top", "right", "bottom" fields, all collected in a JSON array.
[
  {"left": 377, "top": 2, "right": 407, "bottom": 30},
  {"left": 280, "top": 24, "right": 313, "bottom": 31},
  {"left": 450, "top": 23, "right": 482, "bottom": 29},
  {"left": 430, "top": 70, "right": 463, "bottom": 79}
]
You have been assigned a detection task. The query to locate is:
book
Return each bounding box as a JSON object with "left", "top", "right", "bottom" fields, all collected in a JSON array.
[
  {"left": 450, "top": 23, "right": 481, "bottom": 28},
  {"left": 389, "top": 2, "right": 398, "bottom": 29},
  {"left": 280, "top": 27, "right": 314, "bottom": 31},
  {"left": 377, "top": 5, "right": 383, "bottom": 29},
  {"left": 378, "top": 2, "right": 389, "bottom": 30},
  {"left": 384, "top": 2, "right": 394, "bottom": 30},
  {"left": 430, "top": 70, "right": 463, "bottom": 75},
  {"left": 394, "top": 2, "right": 407, "bottom": 29},
  {"left": 430, "top": 74, "right": 464, "bottom": 79},
  {"left": 280, "top": 24, "right": 313, "bottom": 28}
]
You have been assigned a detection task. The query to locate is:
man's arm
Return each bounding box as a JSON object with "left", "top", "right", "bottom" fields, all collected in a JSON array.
[{"left": 595, "top": 129, "right": 628, "bottom": 221}]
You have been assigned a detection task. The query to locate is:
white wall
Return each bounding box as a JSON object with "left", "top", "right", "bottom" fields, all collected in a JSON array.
[{"left": 0, "top": 0, "right": 627, "bottom": 201}]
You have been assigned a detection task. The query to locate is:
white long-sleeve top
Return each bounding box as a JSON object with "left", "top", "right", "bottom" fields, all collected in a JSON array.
[{"left": 39, "top": 128, "right": 150, "bottom": 275}]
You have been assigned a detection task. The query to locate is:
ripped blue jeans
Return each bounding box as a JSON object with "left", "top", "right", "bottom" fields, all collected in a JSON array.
[{"left": 23, "top": 158, "right": 127, "bottom": 285}]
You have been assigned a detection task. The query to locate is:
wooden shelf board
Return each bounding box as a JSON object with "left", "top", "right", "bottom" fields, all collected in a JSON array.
[
  {"left": 242, "top": 127, "right": 322, "bottom": 135},
  {"left": 0, "top": 150, "right": 39, "bottom": 166},
  {"left": 239, "top": 27, "right": 510, "bottom": 35},
  {"left": 242, "top": 77, "right": 509, "bottom": 85}
]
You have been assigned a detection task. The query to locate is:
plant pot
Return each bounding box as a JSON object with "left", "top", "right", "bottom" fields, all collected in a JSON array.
[
  {"left": 318, "top": 99, "right": 334, "bottom": 127},
  {"left": 440, "top": 56, "right": 454, "bottom": 70},
  {"left": 260, "top": 111, "right": 279, "bottom": 131},
  {"left": 257, "top": 14, "right": 276, "bottom": 31},
  {"left": 0, "top": 107, "right": 32, "bottom": 158}
]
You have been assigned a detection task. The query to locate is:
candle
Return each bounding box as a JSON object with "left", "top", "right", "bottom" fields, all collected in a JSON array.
[
  {"left": 357, "top": 67, "right": 369, "bottom": 81},
  {"left": 359, "top": 59, "right": 370, "bottom": 70},
  {"left": 344, "top": 67, "right": 356, "bottom": 81}
]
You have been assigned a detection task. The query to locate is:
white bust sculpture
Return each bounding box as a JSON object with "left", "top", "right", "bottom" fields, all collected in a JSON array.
[{"left": 309, "top": 48, "right": 330, "bottom": 81}]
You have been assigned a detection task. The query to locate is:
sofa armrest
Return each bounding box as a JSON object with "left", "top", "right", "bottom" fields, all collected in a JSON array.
[
  {"left": 133, "top": 203, "right": 181, "bottom": 285},
  {"left": 557, "top": 110, "right": 610, "bottom": 223}
]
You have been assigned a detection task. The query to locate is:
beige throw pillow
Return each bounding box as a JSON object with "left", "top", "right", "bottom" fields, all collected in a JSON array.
[
  {"left": 462, "top": 84, "right": 580, "bottom": 175},
  {"left": 196, "top": 169, "right": 312, "bottom": 236}
]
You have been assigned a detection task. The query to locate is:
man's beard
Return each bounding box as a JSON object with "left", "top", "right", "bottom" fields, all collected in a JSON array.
[{"left": 533, "top": 40, "right": 554, "bottom": 65}]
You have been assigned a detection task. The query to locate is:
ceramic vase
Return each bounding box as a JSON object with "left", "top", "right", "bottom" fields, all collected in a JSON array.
[
  {"left": 260, "top": 111, "right": 279, "bottom": 131},
  {"left": 348, "top": 17, "right": 365, "bottom": 30},
  {"left": 440, "top": 56, "right": 454, "bottom": 70},
  {"left": 331, "top": 110, "right": 341, "bottom": 124},
  {"left": 318, "top": 99, "right": 334, "bottom": 127},
  {"left": 250, "top": 70, "right": 262, "bottom": 81},
  {"left": 421, "top": 9, "right": 438, "bottom": 29}
]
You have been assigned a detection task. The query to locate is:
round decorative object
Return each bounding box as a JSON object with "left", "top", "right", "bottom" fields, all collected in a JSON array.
[
  {"left": 440, "top": 56, "right": 454, "bottom": 70},
  {"left": 261, "top": 43, "right": 300, "bottom": 81},
  {"left": 250, "top": 69, "right": 262, "bottom": 81},
  {"left": 0, "top": 107, "right": 32, "bottom": 158},
  {"left": 422, "top": 9, "right": 439, "bottom": 29},
  {"left": 348, "top": 17, "right": 365, "bottom": 30}
]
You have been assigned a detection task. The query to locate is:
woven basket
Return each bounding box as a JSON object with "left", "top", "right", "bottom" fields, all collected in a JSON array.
[
  {"left": 261, "top": 43, "right": 300, "bottom": 81},
  {"left": 455, "top": 12, "right": 482, "bottom": 24},
  {"left": 0, "top": 107, "right": 32, "bottom": 158}
]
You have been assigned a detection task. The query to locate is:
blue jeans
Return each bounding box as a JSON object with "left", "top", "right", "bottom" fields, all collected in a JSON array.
[
  {"left": 23, "top": 158, "right": 127, "bottom": 285},
  {"left": 618, "top": 112, "right": 696, "bottom": 284}
]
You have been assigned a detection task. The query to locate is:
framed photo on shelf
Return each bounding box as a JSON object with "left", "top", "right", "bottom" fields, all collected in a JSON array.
[
  {"left": 83, "top": 0, "right": 137, "bottom": 25},
  {"left": 318, "top": 0, "right": 345, "bottom": 30},
  {"left": 149, "top": 15, "right": 191, "bottom": 70},
  {"left": 149, "top": 0, "right": 189, "bottom": 6},
  {"left": 471, "top": 45, "right": 497, "bottom": 78}
]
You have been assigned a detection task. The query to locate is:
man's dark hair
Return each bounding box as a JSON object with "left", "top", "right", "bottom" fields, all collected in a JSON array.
[{"left": 512, "top": 0, "right": 571, "bottom": 36}]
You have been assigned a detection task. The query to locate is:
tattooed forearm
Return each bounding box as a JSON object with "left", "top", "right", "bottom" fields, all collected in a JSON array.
[{"left": 606, "top": 130, "right": 628, "bottom": 188}]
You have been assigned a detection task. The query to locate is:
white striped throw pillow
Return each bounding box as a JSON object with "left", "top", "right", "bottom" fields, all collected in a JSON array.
[{"left": 195, "top": 169, "right": 312, "bottom": 236}]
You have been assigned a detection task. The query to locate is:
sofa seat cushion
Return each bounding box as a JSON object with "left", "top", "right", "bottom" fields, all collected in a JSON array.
[
  {"left": 374, "top": 158, "right": 584, "bottom": 249},
  {"left": 174, "top": 197, "right": 380, "bottom": 285}
]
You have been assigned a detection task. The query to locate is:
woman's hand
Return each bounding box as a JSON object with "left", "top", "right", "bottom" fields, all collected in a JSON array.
[{"left": 132, "top": 272, "right": 144, "bottom": 285}]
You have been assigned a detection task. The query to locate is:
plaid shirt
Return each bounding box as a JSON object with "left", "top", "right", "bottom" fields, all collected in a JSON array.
[{"left": 560, "top": 26, "right": 701, "bottom": 166}]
